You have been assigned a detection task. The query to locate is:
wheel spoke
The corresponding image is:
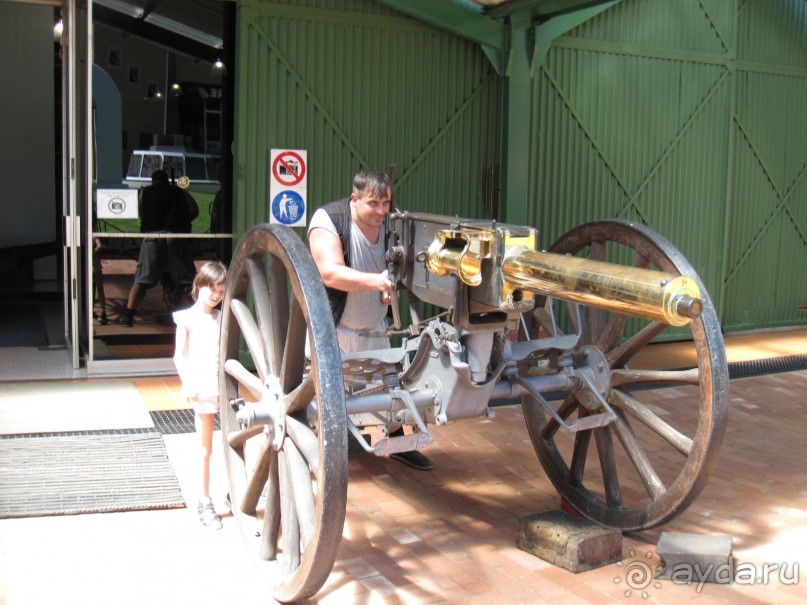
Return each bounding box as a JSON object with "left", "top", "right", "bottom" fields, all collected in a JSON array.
[
  {"left": 611, "top": 410, "right": 666, "bottom": 500},
  {"left": 246, "top": 258, "right": 273, "bottom": 379},
  {"left": 285, "top": 439, "right": 316, "bottom": 549},
  {"left": 606, "top": 321, "right": 667, "bottom": 368},
  {"left": 568, "top": 414, "right": 591, "bottom": 487},
  {"left": 531, "top": 306, "right": 563, "bottom": 337},
  {"left": 610, "top": 389, "right": 693, "bottom": 455},
  {"left": 265, "top": 255, "right": 290, "bottom": 377},
  {"left": 285, "top": 373, "right": 316, "bottom": 415},
  {"left": 242, "top": 436, "right": 273, "bottom": 515},
  {"left": 259, "top": 450, "right": 280, "bottom": 561},
  {"left": 226, "top": 425, "right": 263, "bottom": 450},
  {"left": 280, "top": 297, "right": 307, "bottom": 393},
  {"left": 230, "top": 298, "right": 269, "bottom": 381},
  {"left": 585, "top": 307, "right": 606, "bottom": 346},
  {"left": 596, "top": 312, "right": 628, "bottom": 352},
  {"left": 223, "top": 359, "right": 265, "bottom": 400},
  {"left": 594, "top": 427, "right": 623, "bottom": 509},
  {"left": 278, "top": 449, "right": 301, "bottom": 573},
  {"left": 611, "top": 367, "right": 699, "bottom": 388},
  {"left": 589, "top": 240, "right": 606, "bottom": 262},
  {"left": 632, "top": 249, "right": 651, "bottom": 270},
  {"left": 286, "top": 415, "right": 320, "bottom": 475}
]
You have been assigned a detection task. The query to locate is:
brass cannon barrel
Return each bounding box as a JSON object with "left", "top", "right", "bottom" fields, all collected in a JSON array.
[
  {"left": 502, "top": 247, "right": 702, "bottom": 326},
  {"left": 423, "top": 227, "right": 702, "bottom": 326}
]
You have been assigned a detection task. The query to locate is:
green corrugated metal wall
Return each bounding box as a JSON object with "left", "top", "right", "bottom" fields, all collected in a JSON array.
[
  {"left": 233, "top": 0, "right": 501, "bottom": 242},
  {"left": 233, "top": 0, "right": 806, "bottom": 333},
  {"left": 530, "top": 0, "right": 807, "bottom": 333},
  {"left": 727, "top": 0, "right": 807, "bottom": 330}
]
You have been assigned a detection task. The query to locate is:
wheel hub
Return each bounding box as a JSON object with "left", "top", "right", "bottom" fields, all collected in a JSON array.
[
  {"left": 264, "top": 375, "right": 287, "bottom": 450},
  {"left": 572, "top": 345, "right": 611, "bottom": 411},
  {"left": 233, "top": 375, "right": 287, "bottom": 450}
]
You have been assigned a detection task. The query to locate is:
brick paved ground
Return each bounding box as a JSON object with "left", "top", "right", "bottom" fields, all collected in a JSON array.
[
  {"left": 310, "top": 370, "right": 807, "bottom": 604},
  {"left": 2, "top": 370, "right": 806, "bottom": 604}
]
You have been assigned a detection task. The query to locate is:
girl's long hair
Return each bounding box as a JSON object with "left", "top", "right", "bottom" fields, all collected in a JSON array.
[{"left": 191, "top": 260, "right": 227, "bottom": 301}]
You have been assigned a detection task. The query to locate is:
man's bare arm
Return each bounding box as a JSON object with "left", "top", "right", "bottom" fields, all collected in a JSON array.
[{"left": 309, "top": 227, "right": 392, "bottom": 295}]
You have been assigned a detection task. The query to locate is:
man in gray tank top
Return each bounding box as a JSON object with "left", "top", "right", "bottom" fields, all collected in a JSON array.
[{"left": 308, "top": 169, "right": 433, "bottom": 471}]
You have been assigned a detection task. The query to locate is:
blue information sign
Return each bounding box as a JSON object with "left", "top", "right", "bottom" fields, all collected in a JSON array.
[{"left": 271, "top": 190, "right": 306, "bottom": 226}]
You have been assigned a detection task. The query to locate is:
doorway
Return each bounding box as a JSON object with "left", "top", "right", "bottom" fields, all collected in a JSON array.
[
  {"left": 0, "top": 0, "right": 233, "bottom": 378},
  {"left": 87, "top": 1, "right": 233, "bottom": 374},
  {"left": 0, "top": 3, "right": 71, "bottom": 375}
]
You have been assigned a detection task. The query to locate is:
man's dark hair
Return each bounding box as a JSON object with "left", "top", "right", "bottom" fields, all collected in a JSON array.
[{"left": 352, "top": 169, "right": 391, "bottom": 199}]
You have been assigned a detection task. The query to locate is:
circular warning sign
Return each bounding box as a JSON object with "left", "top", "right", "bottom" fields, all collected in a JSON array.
[
  {"left": 271, "top": 190, "right": 305, "bottom": 225},
  {"left": 272, "top": 151, "right": 306, "bottom": 187}
]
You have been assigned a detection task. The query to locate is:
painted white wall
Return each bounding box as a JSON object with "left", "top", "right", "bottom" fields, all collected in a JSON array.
[{"left": 0, "top": 2, "right": 56, "bottom": 248}]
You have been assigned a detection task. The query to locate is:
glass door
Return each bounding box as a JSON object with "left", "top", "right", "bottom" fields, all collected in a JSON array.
[{"left": 85, "top": 2, "right": 231, "bottom": 374}]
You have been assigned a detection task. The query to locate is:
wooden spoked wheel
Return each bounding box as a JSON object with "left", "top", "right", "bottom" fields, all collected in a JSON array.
[
  {"left": 520, "top": 220, "right": 728, "bottom": 531},
  {"left": 219, "top": 224, "right": 347, "bottom": 602}
]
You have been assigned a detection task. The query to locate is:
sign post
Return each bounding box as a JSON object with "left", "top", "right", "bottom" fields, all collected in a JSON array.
[{"left": 269, "top": 149, "right": 307, "bottom": 227}]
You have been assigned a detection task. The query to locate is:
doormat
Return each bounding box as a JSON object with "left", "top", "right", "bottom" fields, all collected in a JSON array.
[
  {"left": 0, "top": 431, "right": 185, "bottom": 519},
  {"left": 0, "top": 303, "right": 46, "bottom": 347}
]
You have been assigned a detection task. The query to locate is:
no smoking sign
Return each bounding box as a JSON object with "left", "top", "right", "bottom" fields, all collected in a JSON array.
[{"left": 269, "top": 149, "right": 307, "bottom": 227}]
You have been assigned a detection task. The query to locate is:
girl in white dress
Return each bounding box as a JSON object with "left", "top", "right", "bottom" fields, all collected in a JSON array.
[{"left": 173, "top": 261, "right": 227, "bottom": 529}]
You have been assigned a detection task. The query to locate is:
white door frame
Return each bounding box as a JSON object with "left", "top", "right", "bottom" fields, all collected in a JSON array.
[{"left": 63, "top": 0, "right": 83, "bottom": 369}]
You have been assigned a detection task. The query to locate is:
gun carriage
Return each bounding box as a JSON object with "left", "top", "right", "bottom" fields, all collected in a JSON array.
[{"left": 219, "top": 214, "right": 728, "bottom": 602}]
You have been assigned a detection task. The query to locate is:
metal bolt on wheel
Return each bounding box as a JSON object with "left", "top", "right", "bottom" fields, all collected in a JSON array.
[{"left": 219, "top": 224, "right": 347, "bottom": 602}]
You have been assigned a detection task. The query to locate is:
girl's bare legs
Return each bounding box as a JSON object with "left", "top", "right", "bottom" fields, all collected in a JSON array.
[
  {"left": 195, "top": 412, "right": 221, "bottom": 529},
  {"left": 195, "top": 412, "right": 216, "bottom": 498}
]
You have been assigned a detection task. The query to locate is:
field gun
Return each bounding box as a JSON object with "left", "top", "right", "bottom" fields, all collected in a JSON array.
[{"left": 218, "top": 214, "right": 728, "bottom": 602}]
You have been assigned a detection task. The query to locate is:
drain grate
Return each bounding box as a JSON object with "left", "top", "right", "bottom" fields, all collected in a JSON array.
[
  {"left": 150, "top": 409, "right": 220, "bottom": 435},
  {"left": 626, "top": 354, "right": 807, "bottom": 392},
  {"left": 729, "top": 354, "right": 807, "bottom": 379}
]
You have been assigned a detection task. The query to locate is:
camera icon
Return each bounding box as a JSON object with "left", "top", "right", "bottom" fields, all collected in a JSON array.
[{"left": 108, "top": 198, "right": 126, "bottom": 214}]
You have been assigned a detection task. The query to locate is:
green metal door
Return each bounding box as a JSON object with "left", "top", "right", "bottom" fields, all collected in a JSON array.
[
  {"left": 233, "top": 0, "right": 501, "bottom": 239},
  {"left": 528, "top": 0, "right": 806, "bottom": 332},
  {"left": 723, "top": 0, "right": 807, "bottom": 330},
  {"left": 528, "top": 0, "right": 734, "bottom": 331},
  {"left": 232, "top": 0, "right": 806, "bottom": 332}
]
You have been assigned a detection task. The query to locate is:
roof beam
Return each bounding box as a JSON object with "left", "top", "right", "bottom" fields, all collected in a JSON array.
[
  {"left": 373, "top": 0, "right": 505, "bottom": 50},
  {"left": 486, "top": 0, "right": 615, "bottom": 19},
  {"left": 374, "top": 0, "right": 507, "bottom": 73},
  {"left": 533, "top": 0, "right": 619, "bottom": 69},
  {"left": 94, "top": 4, "right": 220, "bottom": 63}
]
